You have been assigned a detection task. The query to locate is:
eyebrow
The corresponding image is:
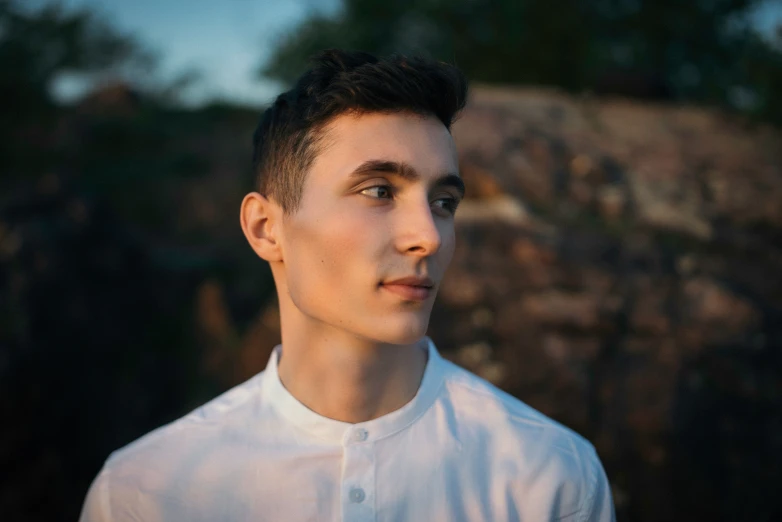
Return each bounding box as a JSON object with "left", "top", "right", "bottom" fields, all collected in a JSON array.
[{"left": 349, "top": 159, "right": 465, "bottom": 198}]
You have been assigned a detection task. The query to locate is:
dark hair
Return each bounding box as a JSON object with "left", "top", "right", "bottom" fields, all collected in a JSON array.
[{"left": 251, "top": 49, "right": 468, "bottom": 215}]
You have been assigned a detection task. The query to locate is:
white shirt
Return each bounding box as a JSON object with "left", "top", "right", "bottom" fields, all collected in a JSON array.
[{"left": 80, "top": 337, "right": 615, "bottom": 522}]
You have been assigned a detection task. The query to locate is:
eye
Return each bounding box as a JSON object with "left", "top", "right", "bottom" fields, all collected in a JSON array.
[
  {"left": 433, "top": 196, "right": 460, "bottom": 215},
  {"left": 360, "top": 185, "right": 393, "bottom": 199}
]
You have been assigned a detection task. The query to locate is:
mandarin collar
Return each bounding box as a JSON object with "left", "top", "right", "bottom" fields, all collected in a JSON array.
[{"left": 260, "top": 337, "right": 445, "bottom": 445}]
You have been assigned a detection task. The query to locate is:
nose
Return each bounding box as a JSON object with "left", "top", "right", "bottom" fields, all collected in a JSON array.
[{"left": 394, "top": 196, "right": 443, "bottom": 256}]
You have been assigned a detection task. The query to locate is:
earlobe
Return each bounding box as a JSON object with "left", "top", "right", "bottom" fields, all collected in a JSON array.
[{"left": 240, "top": 192, "right": 283, "bottom": 262}]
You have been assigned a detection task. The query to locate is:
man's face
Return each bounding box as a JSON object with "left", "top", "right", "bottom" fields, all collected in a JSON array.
[{"left": 277, "top": 111, "right": 463, "bottom": 345}]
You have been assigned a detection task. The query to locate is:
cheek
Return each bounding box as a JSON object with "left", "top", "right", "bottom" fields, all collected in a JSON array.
[{"left": 285, "top": 206, "right": 380, "bottom": 305}]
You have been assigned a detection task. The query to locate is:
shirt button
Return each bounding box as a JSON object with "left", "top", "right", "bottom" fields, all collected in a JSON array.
[
  {"left": 349, "top": 487, "right": 366, "bottom": 504},
  {"left": 352, "top": 428, "right": 368, "bottom": 442}
]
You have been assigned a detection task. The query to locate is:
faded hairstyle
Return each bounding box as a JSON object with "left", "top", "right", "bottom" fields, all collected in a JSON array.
[{"left": 251, "top": 49, "right": 469, "bottom": 215}]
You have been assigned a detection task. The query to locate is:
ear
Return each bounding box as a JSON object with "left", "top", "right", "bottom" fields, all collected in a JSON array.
[{"left": 240, "top": 192, "right": 283, "bottom": 262}]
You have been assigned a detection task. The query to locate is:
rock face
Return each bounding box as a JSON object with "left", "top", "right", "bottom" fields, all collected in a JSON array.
[
  {"left": 204, "top": 86, "right": 781, "bottom": 522},
  {"left": 220, "top": 87, "right": 781, "bottom": 521},
  {"left": 431, "top": 86, "right": 782, "bottom": 522},
  {"left": 4, "top": 85, "right": 780, "bottom": 522}
]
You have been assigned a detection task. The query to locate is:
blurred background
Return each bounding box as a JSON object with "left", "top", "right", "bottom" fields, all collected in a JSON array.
[{"left": 2, "top": 0, "right": 781, "bottom": 520}]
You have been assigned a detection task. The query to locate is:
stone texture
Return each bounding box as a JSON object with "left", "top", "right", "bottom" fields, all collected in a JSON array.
[
  {"left": 12, "top": 83, "right": 775, "bottom": 522},
  {"left": 426, "top": 86, "right": 782, "bottom": 522}
]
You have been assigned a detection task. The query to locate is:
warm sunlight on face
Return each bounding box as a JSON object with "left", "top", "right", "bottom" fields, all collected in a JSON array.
[{"left": 278, "top": 112, "right": 462, "bottom": 345}]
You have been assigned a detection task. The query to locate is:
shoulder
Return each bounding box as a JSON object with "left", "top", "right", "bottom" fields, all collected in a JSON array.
[
  {"left": 440, "top": 357, "right": 590, "bottom": 449},
  {"left": 438, "top": 359, "right": 611, "bottom": 519},
  {"left": 103, "top": 370, "right": 267, "bottom": 476},
  {"left": 81, "top": 371, "right": 279, "bottom": 521}
]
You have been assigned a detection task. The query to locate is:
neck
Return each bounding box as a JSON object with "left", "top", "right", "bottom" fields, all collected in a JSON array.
[{"left": 275, "top": 302, "right": 429, "bottom": 425}]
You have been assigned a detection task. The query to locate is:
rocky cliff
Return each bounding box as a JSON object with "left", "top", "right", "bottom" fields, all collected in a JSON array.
[
  {"left": 3, "top": 84, "right": 780, "bottom": 522},
  {"left": 442, "top": 86, "right": 782, "bottom": 521},
  {"left": 216, "top": 86, "right": 782, "bottom": 521}
]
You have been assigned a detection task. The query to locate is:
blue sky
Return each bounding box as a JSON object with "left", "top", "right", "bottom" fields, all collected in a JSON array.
[
  {"left": 25, "top": 0, "right": 782, "bottom": 108},
  {"left": 28, "top": 0, "right": 341, "bottom": 107}
]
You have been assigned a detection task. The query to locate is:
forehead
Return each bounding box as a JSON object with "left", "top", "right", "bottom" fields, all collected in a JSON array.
[{"left": 310, "top": 111, "right": 459, "bottom": 183}]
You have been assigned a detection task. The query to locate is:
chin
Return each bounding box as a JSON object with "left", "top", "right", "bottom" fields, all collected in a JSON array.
[{"left": 365, "top": 313, "right": 430, "bottom": 346}]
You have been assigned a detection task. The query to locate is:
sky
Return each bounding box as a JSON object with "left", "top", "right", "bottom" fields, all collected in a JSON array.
[
  {"left": 24, "top": 0, "right": 782, "bottom": 109},
  {"left": 27, "top": 0, "right": 341, "bottom": 107}
]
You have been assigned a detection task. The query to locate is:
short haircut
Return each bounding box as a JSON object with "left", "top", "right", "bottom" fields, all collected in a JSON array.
[{"left": 251, "top": 49, "right": 469, "bottom": 215}]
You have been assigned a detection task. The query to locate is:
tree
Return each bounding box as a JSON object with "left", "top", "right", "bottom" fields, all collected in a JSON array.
[
  {"left": 0, "top": 4, "right": 213, "bottom": 520},
  {"left": 0, "top": 0, "right": 152, "bottom": 104},
  {"left": 261, "top": 0, "right": 782, "bottom": 123},
  {"left": 0, "top": 0, "right": 153, "bottom": 175}
]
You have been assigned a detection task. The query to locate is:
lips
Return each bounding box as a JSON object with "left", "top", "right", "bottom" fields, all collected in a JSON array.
[
  {"left": 380, "top": 276, "right": 434, "bottom": 301},
  {"left": 382, "top": 276, "right": 434, "bottom": 288}
]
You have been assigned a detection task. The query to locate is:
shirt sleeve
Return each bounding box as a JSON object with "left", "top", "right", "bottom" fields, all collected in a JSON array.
[
  {"left": 579, "top": 448, "right": 616, "bottom": 522},
  {"left": 79, "top": 467, "right": 112, "bottom": 522}
]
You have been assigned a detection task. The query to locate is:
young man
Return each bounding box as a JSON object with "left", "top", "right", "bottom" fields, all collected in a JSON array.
[{"left": 80, "top": 49, "right": 615, "bottom": 521}]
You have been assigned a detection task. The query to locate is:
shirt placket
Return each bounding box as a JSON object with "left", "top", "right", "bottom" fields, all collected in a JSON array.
[{"left": 340, "top": 427, "right": 376, "bottom": 522}]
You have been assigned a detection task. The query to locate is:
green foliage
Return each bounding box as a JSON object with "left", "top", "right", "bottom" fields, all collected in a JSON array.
[
  {"left": 261, "top": 0, "right": 782, "bottom": 124},
  {"left": 735, "top": 29, "right": 782, "bottom": 121},
  {"left": 0, "top": 1, "right": 152, "bottom": 104},
  {"left": 0, "top": 5, "right": 256, "bottom": 521},
  {"left": 0, "top": 0, "right": 154, "bottom": 177}
]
